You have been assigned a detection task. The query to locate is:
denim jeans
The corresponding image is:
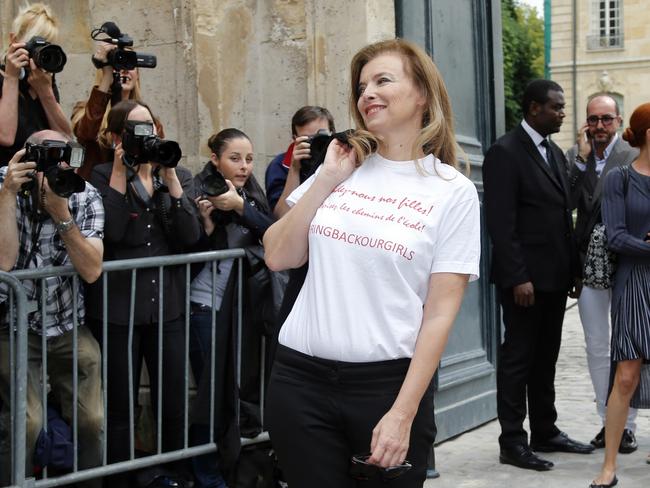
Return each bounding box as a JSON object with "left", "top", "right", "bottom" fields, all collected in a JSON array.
[{"left": 189, "top": 305, "right": 227, "bottom": 488}]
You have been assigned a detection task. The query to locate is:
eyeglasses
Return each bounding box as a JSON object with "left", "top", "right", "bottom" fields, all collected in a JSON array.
[
  {"left": 349, "top": 453, "right": 412, "bottom": 481},
  {"left": 586, "top": 115, "right": 617, "bottom": 127}
]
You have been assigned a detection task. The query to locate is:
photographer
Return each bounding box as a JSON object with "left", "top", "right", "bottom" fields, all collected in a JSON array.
[
  {"left": 71, "top": 23, "right": 161, "bottom": 180},
  {"left": 264, "top": 106, "right": 335, "bottom": 218},
  {"left": 86, "top": 99, "right": 199, "bottom": 488},
  {"left": 189, "top": 129, "right": 273, "bottom": 487},
  {"left": 0, "top": 3, "right": 72, "bottom": 166},
  {"left": 0, "top": 130, "right": 104, "bottom": 487}
]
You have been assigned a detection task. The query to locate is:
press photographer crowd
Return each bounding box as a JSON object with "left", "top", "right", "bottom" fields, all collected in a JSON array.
[{"left": 1, "top": 3, "right": 650, "bottom": 488}]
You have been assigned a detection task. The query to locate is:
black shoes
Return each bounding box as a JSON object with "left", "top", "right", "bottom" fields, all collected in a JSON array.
[
  {"left": 591, "top": 427, "right": 605, "bottom": 448},
  {"left": 499, "top": 445, "right": 554, "bottom": 471},
  {"left": 531, "top": 431, "right": 594, "bottom": 454},
  {"left": 590, "top": 427, "right": 638, "bottom": 454},
  {"left": 619, "top": 429, "right": 638, "bottom": 454},
  {"left": 589, "top": 475, "right": 618, "bottom": 488}
]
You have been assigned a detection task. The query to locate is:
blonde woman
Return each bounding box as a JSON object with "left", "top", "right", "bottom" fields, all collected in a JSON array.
[
  {"left": 0, "top": 2, "right": 71, "bottom": 166},
  {"left": 71, "top": 38, "right": 162, "bottom": 180},
  {"left": 263, "top": 39, "right": 480, "bottom": 487}
]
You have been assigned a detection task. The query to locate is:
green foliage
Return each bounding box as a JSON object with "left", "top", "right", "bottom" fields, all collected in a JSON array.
[{"left": 502, "top": 0, "right": 545, "bottom": 131}]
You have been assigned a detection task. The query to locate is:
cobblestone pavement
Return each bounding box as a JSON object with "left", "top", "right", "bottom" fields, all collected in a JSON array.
[{"left": 425, "top": 299, "right": 650, "bottom": 488}]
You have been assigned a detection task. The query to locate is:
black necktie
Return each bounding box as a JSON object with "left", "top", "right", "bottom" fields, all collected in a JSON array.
[{"left": 540, "top": 139, "right": 561, "bottom": 182}]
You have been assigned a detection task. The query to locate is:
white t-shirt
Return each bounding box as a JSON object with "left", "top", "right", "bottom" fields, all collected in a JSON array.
[{"left": 278, "top": 152, "right": 481, "bottom": 362}]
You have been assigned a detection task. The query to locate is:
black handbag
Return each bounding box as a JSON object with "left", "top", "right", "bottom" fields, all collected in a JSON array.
[{"left": 582, "top": 166, "right": 630, "bottom": 289}]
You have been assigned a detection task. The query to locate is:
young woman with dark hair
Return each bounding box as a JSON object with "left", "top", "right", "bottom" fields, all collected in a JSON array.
[
  {"left": 86, "top": 99, "right": 200, "bottom": 488},
  {"left": 189, "top": 128, "right": 273, "bottom": 488}
]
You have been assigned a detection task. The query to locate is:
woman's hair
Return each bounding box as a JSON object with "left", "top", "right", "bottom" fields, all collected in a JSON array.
[
  {"left": 105, "top": 99, "right": 156, "bottom": 136},
  {"left": 72, "top": 66, "right": 144, "bottom": 148},
  {"left": 208, "top": 128, "right": 251, "bottom": 158},
  {"left": 347, "top": 38, "right": 459, "bottom": 168},
  {"left": 11, "top": 2, "right": 59, "bottom": 43},
  {"left": 622, "top": 102, "right": 650, "bottom": 149}
]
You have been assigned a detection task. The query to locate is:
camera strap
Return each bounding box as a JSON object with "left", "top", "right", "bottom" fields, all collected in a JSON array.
[
  {"left": 129, "top": 173, "right": 175, "bottom": 243},
  {"left": 129, "top": 174, "right": 153, "bottom": 207}
]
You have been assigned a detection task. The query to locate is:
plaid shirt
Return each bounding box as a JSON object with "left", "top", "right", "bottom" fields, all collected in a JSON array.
[{"left": 0, "top": 167, "right": 104, "bottom": 337}]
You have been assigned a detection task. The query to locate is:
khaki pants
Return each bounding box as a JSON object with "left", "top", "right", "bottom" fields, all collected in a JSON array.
[{"left": 0, "top": 325, "right": 103, "bottom": 488}]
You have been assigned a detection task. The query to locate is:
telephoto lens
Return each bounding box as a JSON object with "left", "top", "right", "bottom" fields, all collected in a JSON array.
[
  {"left": 121, "top": 121, "right": 182, "bottom": 168},
  {"left": 24, "top": 36, "right": 67, "bottom": 73},
  {"left": 144, "top": 138, "right": 182, "bottom": 168}
]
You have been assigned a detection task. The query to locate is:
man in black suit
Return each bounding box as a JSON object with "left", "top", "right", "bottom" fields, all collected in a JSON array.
[
  {"left": 567, "top": 94, "right": 639, "bottom": 453},
  {"left": 483, "top": 79, "right": 594, "bottom": 471}
]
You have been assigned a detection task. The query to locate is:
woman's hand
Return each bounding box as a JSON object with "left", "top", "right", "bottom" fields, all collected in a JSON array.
[
  {"left": 158, "top": 166, "right": 183, "bottom": 198},
  {"left": 195, "top": 196, "right": 215, "bottom": 235},
  {"left": 94, "top": 42, "right": 118, "bottom": 90},
  {"left": 3, "top": 43, "right": 28, "bottom": 80},
  {"left": 206, "top": 180, "right": 244, "bottom": 215},
  {"left": 367, "top": 407, "right": 414, "bottom": 468},
  {"left": 26, "top": 60, "right": 53, "bottom": 97},
  {"left": 318, "top": 139, "right": 357, "bottom": 189},
  {"left": 93, "top": 41, "right": 117, "bottom": 65},
  {"left": 108, "top": 143, "right": 128, "bottom": 194},
  {"left": 112, "top": 143, "right": 126, "bottom": 171}
]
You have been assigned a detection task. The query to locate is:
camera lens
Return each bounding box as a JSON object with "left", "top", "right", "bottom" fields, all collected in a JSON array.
[
  {"left": 144, "top": 138, "right": 182, "bottom": 168},
  {"left": 46, "top": 168, "right": 85, "bottom": 198},
  {"left": 108, "top": 49, "right": 137, "bottom": 71},
  {"left": 33, "top": 44, "right": 67, "bottom": 73}
]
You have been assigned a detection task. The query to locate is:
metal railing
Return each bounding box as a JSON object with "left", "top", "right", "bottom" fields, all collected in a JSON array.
[{"left": 0, "top": 249, "right": 268, "bottom": 488}]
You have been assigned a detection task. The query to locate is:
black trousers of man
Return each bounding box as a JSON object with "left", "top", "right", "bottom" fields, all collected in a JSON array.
[{"left": 497, "top": 288, "right": 567, "bottom": 448}]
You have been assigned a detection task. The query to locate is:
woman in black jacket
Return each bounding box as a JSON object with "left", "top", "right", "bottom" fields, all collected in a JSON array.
[
  {"left": 189, "top": 128, "right": 273, "bottom": 487},
  {"left": 87, "top": 99, "right": 201, "bottom": 487}
]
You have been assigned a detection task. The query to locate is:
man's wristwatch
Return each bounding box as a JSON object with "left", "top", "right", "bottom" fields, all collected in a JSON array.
[
  {"left": 575, "top": 154, "right": 586, "bottom": 164},
  {"left": 55, "top": 218, "right": 75, "bottom": 234}
]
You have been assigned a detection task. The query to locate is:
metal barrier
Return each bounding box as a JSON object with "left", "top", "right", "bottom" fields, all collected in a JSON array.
[{"left": 0, "top": 249, "right": 269, "bottom": 488}]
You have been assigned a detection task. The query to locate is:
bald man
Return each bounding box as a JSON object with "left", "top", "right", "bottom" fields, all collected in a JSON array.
[
  {"left": 567, "top": 94, "right": 639, "bottom": 453},
  {"left": 0, "top": 130, "right": 104, "bottom": 486}
]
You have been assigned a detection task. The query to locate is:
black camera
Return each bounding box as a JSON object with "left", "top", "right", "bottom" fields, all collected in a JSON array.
[
  {"left": 24, "top": 36, "right": 67, "bottom": 73},
  {"left": 121, "top": 121, "right": 181, "bottom": 168},
  {"left": 299, "top": 129, "right": 332, "bottom": 182},
  {"left": 200, "top": 165, "right": 229, "bottom": 197},
  {"left": 91, "top": 22, "right": 157, "bottom": 71},
  {"left": 21, "top": 140, "right": 86, "bottom": 198},
  {"left": 299, "top": 130, "right": 353, "bottom": 182}
]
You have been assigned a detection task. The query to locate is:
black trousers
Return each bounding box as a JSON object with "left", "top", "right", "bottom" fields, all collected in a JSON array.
[
  {"left": 266, "top": 345, "right": 436, "bottom": 488},
  {"left": 89, "top": 317, "right": 187, "bottom": 487},
  {"left": 496, "top": 288, "right": 567, "bottom": 448}
]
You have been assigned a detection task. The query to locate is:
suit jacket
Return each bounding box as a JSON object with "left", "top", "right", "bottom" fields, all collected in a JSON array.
[
  {"left": 566, "top": 138, "right": 638, "bottom": 259},
  {"left": 483, "top": 124, "right": 578, "bottom": 292}
]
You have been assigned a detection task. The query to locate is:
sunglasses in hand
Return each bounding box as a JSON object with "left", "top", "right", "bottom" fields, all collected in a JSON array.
[{"left": 349, "top": 453, "right": 412, "bottom": 481}]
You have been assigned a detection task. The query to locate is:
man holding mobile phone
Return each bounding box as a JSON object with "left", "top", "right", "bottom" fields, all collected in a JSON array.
[{"left": 567, "top": 94, "right": 639, "bottom": 453}]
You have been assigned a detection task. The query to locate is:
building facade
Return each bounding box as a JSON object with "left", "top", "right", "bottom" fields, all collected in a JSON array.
[
  {"left": 548, "top": 0, "right": 650, "bottom": 150},
  {"left": 1, "top": 0, "right": 504, "bottom": 443}
]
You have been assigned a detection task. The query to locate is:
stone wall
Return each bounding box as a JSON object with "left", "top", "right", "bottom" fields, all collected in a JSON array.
[{"left": 1, "top": 0, "right": 395, "bottom": 178}]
